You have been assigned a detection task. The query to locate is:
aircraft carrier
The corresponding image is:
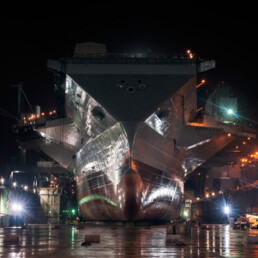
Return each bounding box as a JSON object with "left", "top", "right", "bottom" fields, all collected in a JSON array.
[{"left": 13, "top": 43, "right": 237, "bottom": 221}]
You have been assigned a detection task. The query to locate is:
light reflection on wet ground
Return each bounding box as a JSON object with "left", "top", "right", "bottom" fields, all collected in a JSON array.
[{"left": 1, "top": 224, "right": 258, "bottom": 257}]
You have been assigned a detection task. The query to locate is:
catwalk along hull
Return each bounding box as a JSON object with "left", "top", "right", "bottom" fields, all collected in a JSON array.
[{"left": 15, "top": 51, "right": 229, "bottom": 221}]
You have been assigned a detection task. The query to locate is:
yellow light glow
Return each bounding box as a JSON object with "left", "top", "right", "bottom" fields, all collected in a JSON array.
[
  {"left": 196, "top": 79, "right": 206, "bottom": 88},
  {"left": 227, "top": 133, "right": 231, "bottom": 137},
  {"left": 243, "top": 142, "right": 246, "bottom": 145}
]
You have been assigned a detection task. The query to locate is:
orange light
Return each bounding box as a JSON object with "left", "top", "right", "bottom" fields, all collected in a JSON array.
[
  {"left": 227, "top": 133, "right": 231, "bottom": 137},
  {"left": 243, "top": 141, "right": 246, "bottom": 145},
  {"left": 189, "top": 53, "right": 193, "bottom": 59},
  {"left": 241, "top": 164, "right": 244, "bottom": 167},
  {"left": 196, "top": 107, "right": 203, "bottom": 112},
  {"left": 241, "top": 158, "right": 245, "bottom": 162},
  {"left": 248, "top": 137, "right": 251, "bottom": 140},
  {"left": 49, "top": 112, "right": 52, "bottom": 115},
  {"left": 187, "top": 49, "right": 191, "bottom": 54},
  {"left": 53, "top": 110, "right": 56, "bottom": 113},
  {"left": 256, "top": 152, "right": 258, "bottom": 155},
  {"left": 41, "top": 112, "right": 45, "bottom": 116},
  {"left": 36, "top": 115, "right": 40, "bottom": 118},
  {"left": 236, "top": 146, "right": 239, "bottom": 149},
  {"left": 196, "top": 80, "right": 206, "bottom": 88}
]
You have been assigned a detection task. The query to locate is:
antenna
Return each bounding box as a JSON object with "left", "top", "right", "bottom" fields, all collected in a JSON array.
[{"left": 10, "top": 81, "right": 34, "bottom": 118}]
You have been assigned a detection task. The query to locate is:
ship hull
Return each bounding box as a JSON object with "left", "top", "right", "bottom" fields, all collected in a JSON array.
[
  {"left": 75, "top": 121, "right": 184, "bottom": 220},
  {"left": 77, "top": 162, "right": 183, "bottom": 221},
  {"left": 13, "top": 51, "right": 241, "bottom": 221},
  {"left": 15, "top": 54, "right": 226, "bottom": 221}
]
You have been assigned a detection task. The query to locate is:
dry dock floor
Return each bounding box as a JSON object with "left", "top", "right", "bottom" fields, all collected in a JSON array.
[{"left": 1, "top": 224, "right": 258, "bottom": 257}]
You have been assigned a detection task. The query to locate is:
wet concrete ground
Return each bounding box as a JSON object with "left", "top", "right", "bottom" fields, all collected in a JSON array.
[{"left": 1, "top": 224, "right": 258, "bottom": 257}]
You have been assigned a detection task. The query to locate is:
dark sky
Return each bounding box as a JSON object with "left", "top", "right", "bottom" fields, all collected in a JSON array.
[{"left": 0, "top": 9, "right": 257, "bottom": 166}]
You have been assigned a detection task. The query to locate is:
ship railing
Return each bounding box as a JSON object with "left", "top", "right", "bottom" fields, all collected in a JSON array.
[
  {"left": 62, "top": 53, "right": 198, "bottom": 64},
  {"left": 12, "top": 114, "right": 63, "bottom": 132},
  {"left": 217, "top": 120, "right": 258, "bottom": 133},
  {"left": 73, "top": 52, "right": 193, "bottom": 58},
  {"left": 13, "top": 118, "right": 46, "bottom": 130}
]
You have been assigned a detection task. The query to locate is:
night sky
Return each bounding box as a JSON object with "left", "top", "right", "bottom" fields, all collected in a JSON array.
[{"left": 0, "top": 10, "right": 257, "bottom": 167}]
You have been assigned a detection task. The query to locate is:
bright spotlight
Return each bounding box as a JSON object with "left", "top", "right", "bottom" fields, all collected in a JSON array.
[
  {"left": 224, "top": 205, "right": 231, "bottom": 215},
  {"left": 183, "top": 210, "right": 188, "bottom": 217},
  {"left": 11, "top": 203, "right": 23, "bottom": 213},
  {"left": 227, "top": 109, "right": 233, "bottom": 115}
]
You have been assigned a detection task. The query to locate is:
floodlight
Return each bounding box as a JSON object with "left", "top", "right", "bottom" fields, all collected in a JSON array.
[
  {"left": 227, "top": 109, "right": 233, "bottom": 115},
  {"left": 224, "top": 205, "right": 231, "bottom": 215},
  {"left": 11, "top": 202, "right": 23, "bottom": 213}
]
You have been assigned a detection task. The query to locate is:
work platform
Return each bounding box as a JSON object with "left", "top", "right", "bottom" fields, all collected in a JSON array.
[{"left": 1, "top": 224, "right": 258, "bottom": 257}]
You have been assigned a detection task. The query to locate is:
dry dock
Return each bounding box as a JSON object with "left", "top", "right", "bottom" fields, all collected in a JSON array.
[{"left": 1, "top": 224, "right": 258, "bottom": 257}]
